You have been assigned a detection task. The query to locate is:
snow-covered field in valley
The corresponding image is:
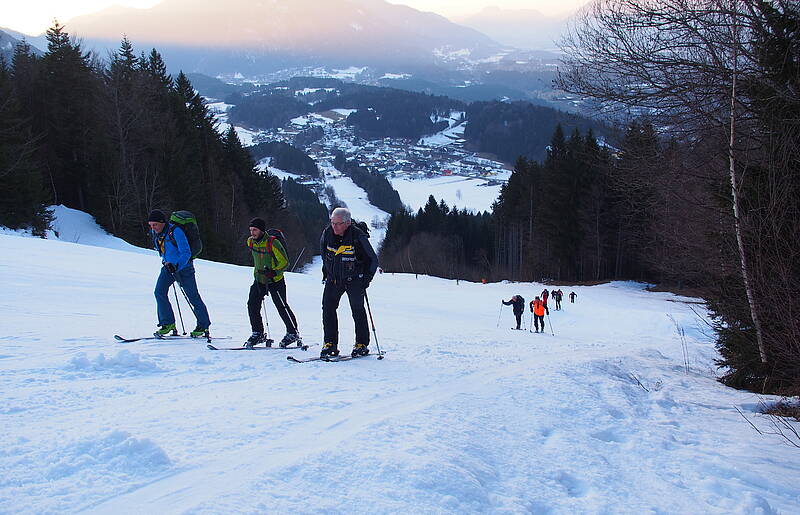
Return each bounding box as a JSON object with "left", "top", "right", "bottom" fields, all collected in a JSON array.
[
  {"left": 390, "top": 174, "right": 503, "bottom": 213},
  {"left": 1, "top": 210, "right": 799, "bottom": 514}
]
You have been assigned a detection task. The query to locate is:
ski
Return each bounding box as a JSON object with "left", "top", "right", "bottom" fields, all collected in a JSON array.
[
  {"left": 286, "top": 355, "right": 325, "bottom": 363},
  {"left": 207, "top": 343, "right": 311, "bottom": 351},
  {"left": 114, "top": 334, "right": 231, "bottom": 343},
  {"left": 287, "top": 351, "right": 385, "bottom": 363}
]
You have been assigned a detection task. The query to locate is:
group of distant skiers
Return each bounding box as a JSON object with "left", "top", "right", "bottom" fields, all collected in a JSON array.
[
  {"left": 502, "top": 288, "right": 577, "bottom": 333},
  {"left": 146, "top": 206, "right": 378, "bottom": 358}
]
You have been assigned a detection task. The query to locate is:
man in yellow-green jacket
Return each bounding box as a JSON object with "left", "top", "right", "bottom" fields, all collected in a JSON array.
[{"left": 245, "top": 218, "right": 300, "bottom": 348}]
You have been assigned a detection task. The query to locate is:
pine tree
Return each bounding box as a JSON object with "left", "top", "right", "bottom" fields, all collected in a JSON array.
[
  {"left": 0, "top": 56, "right": 50, "bottom": 232},
  {"left": 40, "top": 21, "right": 99, "bottom": 211}
]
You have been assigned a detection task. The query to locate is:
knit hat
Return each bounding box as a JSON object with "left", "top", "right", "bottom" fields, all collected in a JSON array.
[
  {"left": 249, "top": 217, "right": 266, "bottom": 232},
  {"left": 148, "top": 209, "right": 167, "bottom": 223}
]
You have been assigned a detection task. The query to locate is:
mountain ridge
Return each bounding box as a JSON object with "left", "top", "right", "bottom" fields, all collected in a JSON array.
[{"left": 63, "top": 0, "right": 501, "bottom": 74}]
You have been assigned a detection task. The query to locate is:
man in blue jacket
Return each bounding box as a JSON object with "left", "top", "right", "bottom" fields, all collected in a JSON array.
[{"left": 148, "top": 209, "right": 211, "bottom": 338}]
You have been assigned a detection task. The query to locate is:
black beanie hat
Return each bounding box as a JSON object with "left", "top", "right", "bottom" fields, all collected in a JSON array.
[
  {"left": 249, "top": 217, "right": 266, "bottom": 232},
  {"left": 148, "top": 209, "right": 167, "bottom": 223}
]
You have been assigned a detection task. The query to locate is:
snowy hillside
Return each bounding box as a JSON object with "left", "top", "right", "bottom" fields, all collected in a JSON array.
[{"left": 1, "top": 211, "right": 799, "bottom": 514}]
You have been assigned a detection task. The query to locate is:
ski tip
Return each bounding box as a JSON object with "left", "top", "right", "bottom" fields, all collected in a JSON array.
[
  {"left": 114, "top": 335, "right": 124, "bottom": 341},
  {"left": 206, "top": 344, "right": 218, "bottom": 350}
]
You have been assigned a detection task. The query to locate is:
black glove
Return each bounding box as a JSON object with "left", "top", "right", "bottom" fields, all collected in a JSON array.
[
  {"left": 164, "top": 263, "right": 177, "bottom": 274},
  {"left": 363, "top": 275, "right": 373, "bottom": 289}
]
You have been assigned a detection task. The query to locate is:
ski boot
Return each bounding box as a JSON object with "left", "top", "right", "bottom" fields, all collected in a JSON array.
[
  {"left": 351, "top": 343, "right": 369, "bottom": 357},
  {"left": 279, "top": 332, "right": 300, "bottom": 348},
  {"left": 154, "top": 323, "right": 177, "bottom": 338},
  {"left": 245, "top": 331, "right": 268, "bottom": 348},
  {"left": 320, "top": 342, "right": 339, "bottom": 358},
  {"left": 190, "top": 326, "right": 209, "bottom": 339}
]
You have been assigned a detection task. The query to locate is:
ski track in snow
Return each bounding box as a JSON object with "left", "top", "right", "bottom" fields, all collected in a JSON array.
[{"left": 1, "top": 210, "right": 799, "bottom": 514}]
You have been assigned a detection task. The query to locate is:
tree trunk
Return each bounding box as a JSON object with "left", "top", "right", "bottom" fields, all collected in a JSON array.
[{"left": 728, "top": 26, "right": 767, "bottom": 364}]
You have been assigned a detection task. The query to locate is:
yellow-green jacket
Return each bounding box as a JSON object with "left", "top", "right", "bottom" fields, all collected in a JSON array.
[{"left": 247, "top": 234, "right": 289, "bottom": 284}]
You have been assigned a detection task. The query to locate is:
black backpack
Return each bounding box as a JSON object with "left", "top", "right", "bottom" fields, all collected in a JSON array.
[
  {"left": 267, "top": 228, "right": 288, "bottom": 256},
  {"left": 169, "top": 210, "right": 203, "bottom": 259},
  {"left": 352, "top": 219, "right": 370, "bottom": 237}
]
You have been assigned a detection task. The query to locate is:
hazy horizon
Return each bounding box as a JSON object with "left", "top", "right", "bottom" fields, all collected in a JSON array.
[{"left": 4, "top": 0, "right": 588, "bottom": 36}]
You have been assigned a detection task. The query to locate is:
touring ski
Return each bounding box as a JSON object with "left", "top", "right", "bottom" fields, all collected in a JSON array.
[
  {"left": 114, "top": 334, "right": 231, "bottom": 343},
  {"left": 207, "top": 343, "right": 311, "bottom": 351},
  {"left": 286, "top": 351, "right": 385, "bottom": 363}
]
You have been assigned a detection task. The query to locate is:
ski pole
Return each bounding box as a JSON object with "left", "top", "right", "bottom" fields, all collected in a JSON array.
[
  {"left": 171, "top": 274, "right": 197, "bottom": 318},
  {"left": 172, "top": 283, "right": 186, "bottom": 335},
  {"left": 290, "top": 247, "right": 306, "bottom": 272},
  {"left": 364, "top": 291, "right": 384, "bottom": 360},
  {"left": 273, "top": 288, "right": 300, "bottom": 336},
  {"left": 496, "top": 302, "right": 504, "bottom": 327},
  {"left": 547, "top": 311, "right": 555, "bottom": 336},
  {"left": 262, "top": 297, "right": 270, "bottom": 338},
  {"left": 529, "top": 311, "right": 534, "bottom": 333}
]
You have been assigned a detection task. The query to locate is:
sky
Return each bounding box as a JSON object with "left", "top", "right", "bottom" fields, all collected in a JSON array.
[{"left": 2, "top": 0, "right": 589, "bottom": 36}]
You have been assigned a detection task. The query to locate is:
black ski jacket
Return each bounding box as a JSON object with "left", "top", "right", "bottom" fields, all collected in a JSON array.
[
  {"left": 320, "top": 224, "right": 378, "bottom": 286},
  {"left": 503, "top": 296, "right": 525, "bottom": 314}
]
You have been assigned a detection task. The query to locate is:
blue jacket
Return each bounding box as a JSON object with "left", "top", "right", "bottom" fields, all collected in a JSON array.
[{"left": 152, "top": 223, "right": 192, "bottom": 271}]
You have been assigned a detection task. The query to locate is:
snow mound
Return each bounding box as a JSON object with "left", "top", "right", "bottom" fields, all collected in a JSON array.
[
  {"left": 48, "top": 205, "right": 151, "bottom": 255},
  {"left": 0, "top": 431, "right": 172, "bottom": 513},
  {"left": 45, "top": 430, "right": 172, "bottom": 480},
  {"left": 67, "top": 350, "right": 166, "bottom": 376}
]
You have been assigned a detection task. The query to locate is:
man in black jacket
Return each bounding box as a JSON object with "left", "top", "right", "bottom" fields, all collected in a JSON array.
[
  {"left": 320, "top": 207, "right": 378, "bottom": 358},
  {"left": 503, "top": 295, "right": 525, "bottom": 330}
]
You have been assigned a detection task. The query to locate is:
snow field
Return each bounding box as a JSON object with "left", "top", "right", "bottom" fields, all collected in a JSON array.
[
  {"left": 390, "top": 174, "right": 503, "bottom": 213},
  {"left": 1, "top": 214, "right": 799, "bottom": 513}
]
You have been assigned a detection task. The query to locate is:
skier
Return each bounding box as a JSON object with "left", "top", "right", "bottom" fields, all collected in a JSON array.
[
  {"left": 554, "top": 289, "right": 563, "bottom": 311},
  {"left": 569, "top": 291, "right": 577, "bottom": 303},
  {"left": 530, "top": 296, "right": 545, "bottom": 333},
  {"left": 148, "top": 209, "right": 211, "bottom": 338},
  {"left": 245, "top": 218, "right": 300, "bottom": 348},
  {"left": 320, "top": 207, "right": 378, "bottom": 358},
  {"left": 541, "top": 288, "right": 550, "bottom": 315},
  {"left": 502, "top": 295, "right": 525, "bottom": 330}
]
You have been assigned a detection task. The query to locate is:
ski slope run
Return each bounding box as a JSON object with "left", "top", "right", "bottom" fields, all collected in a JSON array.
[{"left": 1, "top": 217, "right": 798, "bottom": 514}]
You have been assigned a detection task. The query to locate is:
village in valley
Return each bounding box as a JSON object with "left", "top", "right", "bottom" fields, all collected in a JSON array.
[{"left": 208, "top": 100, "right": 513, "bottom": 195}]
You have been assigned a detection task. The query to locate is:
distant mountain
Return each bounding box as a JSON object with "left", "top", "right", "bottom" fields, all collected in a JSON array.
[
  {"left": 453, "top": 7, "right": 569, "bottom": 51},
  {"left": 63, "top": 0, "right": 501, "bottom": 75},
  {"left": 0, "top": 28, "right": 44, "bottom": 63}
]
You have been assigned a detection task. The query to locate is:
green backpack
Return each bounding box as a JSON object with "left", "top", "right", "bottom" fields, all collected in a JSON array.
[{"left": 169, "top": 210, "right": 203, "bottom": 259}]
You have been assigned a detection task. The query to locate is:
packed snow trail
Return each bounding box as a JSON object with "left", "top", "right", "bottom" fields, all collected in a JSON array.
[{"left": 1, "top": 224, "right": 798, "bottom": 513}]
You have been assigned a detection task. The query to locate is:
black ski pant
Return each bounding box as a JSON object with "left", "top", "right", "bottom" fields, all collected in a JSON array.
[
  {"left": 247, "top": 279, "right": 298, "bottom": 334},
  {"left": 513, "top": 311, "right": 523, "bottom": 329},
  {"left": 322, "top": 280, "right": 369, "bottom": 347},
  {"left": 534, "top": 314, "right": 544, "bottom": 332}
]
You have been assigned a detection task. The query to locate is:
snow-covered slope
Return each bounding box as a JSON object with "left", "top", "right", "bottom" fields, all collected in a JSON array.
[{"left": 1, "top": 211, "right": 798, "bottom": 514}]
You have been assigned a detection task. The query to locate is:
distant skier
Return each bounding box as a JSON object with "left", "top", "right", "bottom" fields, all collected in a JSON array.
[
  {"left": 541, "top": 289, "right": 550, "bottom": 315},
  {"left": 569, "top": 291, "right": 577, "bottom": 303},
  {"left": 554, "top": 289, "right": 563, "bottom": 311},
  {"left": 320, "top": 207, "right": 378, "bottom": 358},
  {"left": 530, "top": 296, "right": 545, "bottom": 333},
  {"left": 245, "top": 218, "right": 300, "bottom": 348},
  {"left": 148, "top": 209, "right": 211, "bottom": 338},
  {"left": 503, "top": 295, "right": 525, "bottom": 330}
]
